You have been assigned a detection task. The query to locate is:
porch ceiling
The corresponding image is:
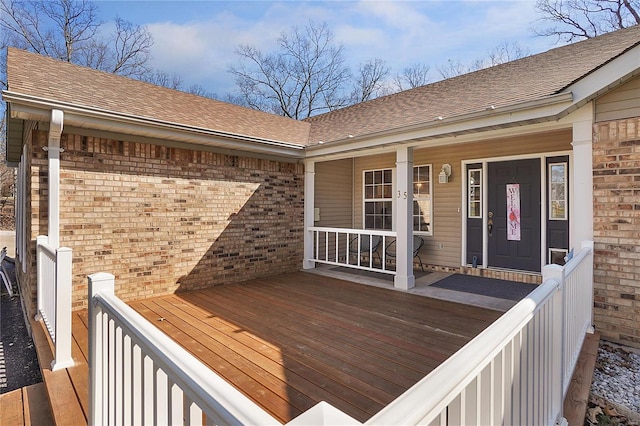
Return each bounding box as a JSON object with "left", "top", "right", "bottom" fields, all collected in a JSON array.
[{"left": 127, "top": 272, "right": 502, "bottom": 423}]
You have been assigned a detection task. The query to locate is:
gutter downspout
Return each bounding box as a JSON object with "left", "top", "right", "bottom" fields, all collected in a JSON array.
[{"left": 45, "top": 109, "right": 64, "bottom": 248}]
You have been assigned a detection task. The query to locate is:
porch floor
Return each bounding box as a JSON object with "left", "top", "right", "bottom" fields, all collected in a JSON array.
[{"left": 127, "top": 271, "right": 502, "bottom": 423}]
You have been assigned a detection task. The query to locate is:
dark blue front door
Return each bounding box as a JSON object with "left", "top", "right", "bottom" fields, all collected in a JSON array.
[{"left": 487, "top": 159, "right": 542, "bottom": 272}]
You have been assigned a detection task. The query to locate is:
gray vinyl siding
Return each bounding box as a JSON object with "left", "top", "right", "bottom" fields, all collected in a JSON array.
[{"left": 595, "top": 77, "right": 640, "bottom": 123}]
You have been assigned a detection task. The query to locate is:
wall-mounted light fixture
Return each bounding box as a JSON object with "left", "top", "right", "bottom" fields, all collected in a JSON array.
[{"left": 439, "top": 164, "right": 452, "bottom": 183}]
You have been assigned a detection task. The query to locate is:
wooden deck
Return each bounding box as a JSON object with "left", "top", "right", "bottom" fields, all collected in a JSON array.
[
  {"left": 127, "top": 272, "right": 502, "bottom": 423},
  {"left": 31, "top": 312, "right": 89, "bottom": 426},
  {"left": 0, "top": 383, "right": 54, "bottom": 425},
  {"left": 25, "top": 271, "right": 602, "bottom": 424}
]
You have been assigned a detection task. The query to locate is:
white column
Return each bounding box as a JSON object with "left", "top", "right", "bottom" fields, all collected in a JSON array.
[
  {"left": 303, "top": 160, "right": 316, "bottom": 269},
  {"left": 570, "top": 105, "right": 593, "bottom": 250},
  {"left": 394, "top": 147, "right": 415, "bottom": 290},
  {"left": 47, "top": 109, "right": 64, "bottom": 248}
]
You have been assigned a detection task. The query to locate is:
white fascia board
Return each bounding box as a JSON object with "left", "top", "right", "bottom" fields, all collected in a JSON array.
[
  {"left": 564, "top": 43, "right": 640, "bottom": 108},
  {"left": 3, "top": 91, "right": 306, "bottom": 159},
  {"left": 305, "top": 92, "right": 573, "bottom": 159}
]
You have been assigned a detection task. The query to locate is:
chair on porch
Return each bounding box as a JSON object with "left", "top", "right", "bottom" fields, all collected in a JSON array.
[
  {"left": 385, "top": 235, "right": 425, "bottom": 271},
  {"left": 349, "top": 235, "right": 382, "bottom": 265}
]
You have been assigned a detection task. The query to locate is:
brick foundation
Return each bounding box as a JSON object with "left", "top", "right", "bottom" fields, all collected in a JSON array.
[
  {"left": 592, "top": 118, "right": 640, "bottom": 347},
  {"left": 20, "top": 130, "right": 304, "bottom": 312}
]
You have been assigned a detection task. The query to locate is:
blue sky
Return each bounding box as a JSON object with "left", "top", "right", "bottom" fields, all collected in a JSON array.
[{"left": 93, "top": 1, "right": 561, "bottom": 96}]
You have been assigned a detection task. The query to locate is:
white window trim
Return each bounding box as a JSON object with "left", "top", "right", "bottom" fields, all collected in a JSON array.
[{"left": 362, "top": 168, "right": 394, "bottom": 230}]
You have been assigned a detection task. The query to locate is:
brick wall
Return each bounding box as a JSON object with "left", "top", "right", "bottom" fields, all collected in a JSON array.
[
  {"left": 592, "top": 118, "right": 640, "bottom": 347},
  {"left": 23, "top": 130, "right": 304, "bottom": 312}
]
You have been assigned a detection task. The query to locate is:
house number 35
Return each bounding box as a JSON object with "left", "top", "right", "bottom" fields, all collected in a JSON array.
[{"left": 397, "top": 191, "right": 407, "bottom": 199}]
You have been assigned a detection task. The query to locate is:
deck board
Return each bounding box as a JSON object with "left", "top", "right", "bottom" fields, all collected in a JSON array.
[
  {"left": 129, "top": 271, "right": 502, "bottom": 423},
  {"left": 0, "top": 382, "right": 55, "bottom": 426}
]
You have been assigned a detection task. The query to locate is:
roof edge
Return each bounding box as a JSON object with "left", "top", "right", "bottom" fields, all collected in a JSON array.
[
  {"left": 2, "top": 90, "right": 307, "bottom": 155},
  {"left": 306, "top": 92, "right": 574, "bottom": 154}
]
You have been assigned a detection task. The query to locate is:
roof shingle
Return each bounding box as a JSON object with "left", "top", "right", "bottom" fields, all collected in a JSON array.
[
  {"left": 5, "top": 48, "right": 310, "bottom": 146},
  {"left": 305, "top": 25, "right": 640, "bottom": 144}
]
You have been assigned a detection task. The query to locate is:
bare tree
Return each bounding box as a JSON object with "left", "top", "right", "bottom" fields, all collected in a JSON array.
[
  {"left": 394, "top": 63, "right": 432, "bottom": 91},
  {"left": 229, "top": 21, "right": 351, "bottom": 119},
  {"left": 486, "top": 41, "right": 530, "bottom": 65},
  {"left": 0, "top": 0, "right": 153, "bottom": 77},
  {"left": 533, "top": 0, "right": 640, "bottom": 41},
  {"left": 436, "top": 59, "right": 470, "bottom": 80},
  {"left": 350, "top": 58, "right": 390, "bottom": 103},
  {"left": 141, "top": 70, "right": 185, "bottom": 90},
  {"left": 437, "top": 42, "right": 530, "bottom": 79},
  {"left": 186, "top": 84, "right": 218, "bottom": 100}
]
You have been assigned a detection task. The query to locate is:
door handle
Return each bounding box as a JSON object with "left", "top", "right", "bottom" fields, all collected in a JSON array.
[{"left": 488, "top": 211, "right": 494, "bottom": 237}]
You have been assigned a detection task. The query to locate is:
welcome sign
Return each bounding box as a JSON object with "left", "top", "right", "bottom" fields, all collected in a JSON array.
[{"left": 506, "top": 184, "right": 521, "bottom": 241}]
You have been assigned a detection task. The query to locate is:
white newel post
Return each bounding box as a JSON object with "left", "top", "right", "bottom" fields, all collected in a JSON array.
[
  {"left": 51, "top": 246, "right": 74, "bottom": 370},
  {"left": 394, "top": 147, "right": 415, "bottom": 290},
  {"left": 571, "top": 105, "right": 593, "bottom": 250},
  {"left": 47, "top": 109, "right": 64, "bottom": 248},
  {"left": 89, "top": 272, "right": 116, "bottom": 426},
  {"left": 303, "top": 160, "right": 316, "bottom": 270}
]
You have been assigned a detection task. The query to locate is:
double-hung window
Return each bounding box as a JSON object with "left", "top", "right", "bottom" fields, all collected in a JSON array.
[
  {"left": 363, "top": 165, "right": 432, "bottom": 234},
  {"left": 364, "top": 169, "right": 393, "bottom": 230}
]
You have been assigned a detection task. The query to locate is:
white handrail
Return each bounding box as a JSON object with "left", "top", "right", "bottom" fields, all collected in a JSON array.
[
  {"left": 367, "top": 278, "right": 563, "bottom": 425},
  {"left": 367, "top": 241, "right": 594, "bottom": 425},
  {"left": 307, "top": 226, "right": 396, "bottom": 274},
  {"left": 36, "top": 235, "right": 73, "bottom": 370},
  {"left": 87, "top": 241, "right": 594, "bottom": 425},
  {"left": 88, "top": 272, "right": 281, "bottom": 426}
]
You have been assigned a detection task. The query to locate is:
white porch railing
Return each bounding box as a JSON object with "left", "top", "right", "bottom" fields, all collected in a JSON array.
[
  {"left": 307, "top": 227, "right": 396, "bottom": 274},
  {"left": 36, "top": 235, "right": 74, "bottom": 370},
  {"left": 88, "top": 273, "right": 282, "bottom": 426},
  {"left": 366, "top": 241, "right": 594, "bottom": 426},
  {"left": 88, "top": 241, "right": 594, "bottom": 425}
]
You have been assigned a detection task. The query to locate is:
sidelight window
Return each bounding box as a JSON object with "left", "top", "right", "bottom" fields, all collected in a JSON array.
[
  {"left": 413, "top": 165, "right": 432, "bottom": 235},
  {"left": 549, "top": 162, "right": 567, "bottom": 220}
]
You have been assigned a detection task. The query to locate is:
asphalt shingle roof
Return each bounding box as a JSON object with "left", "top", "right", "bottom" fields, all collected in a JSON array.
[
  {"left": 305, "top": 25, "right": 640, "bottom": 144},
  {"left": 5, "top": 25, "right": 640, "bottom": 149},
  {"left": 5, "top": 48, "right": 311, "bottom": 146}
]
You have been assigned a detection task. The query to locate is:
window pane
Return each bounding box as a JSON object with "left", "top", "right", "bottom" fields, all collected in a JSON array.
[
  {"left": 365, "top": 171, "right": 373, "bottom": 185},
  {"left": 365, "top": 202, "right": 374, "bottom": 214},
  {"left": 383, "top": 169, "right": 392, "bottom": 183},
  {"left": 551, "top": 164, "right": 565, "bottom": 183},
  {"left": 365, "top": 186, "right": 373, "bottom": 199},
  {"left": 365, "top": 216, "right": 375, "bottom": 229},
  {"left": 383, "top": 184, "right": 392, "bottom": 198}
]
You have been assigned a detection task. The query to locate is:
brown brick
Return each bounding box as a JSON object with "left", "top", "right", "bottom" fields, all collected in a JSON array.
[
  {"left": 16, "top": 130, "right": 305, "bottom": 313},
  {"left": 593, "top": 119, "right": 640, "bottom": 348}
]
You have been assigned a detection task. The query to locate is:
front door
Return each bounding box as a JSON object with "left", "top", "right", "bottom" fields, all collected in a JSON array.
[{"left": 487, "top": 159, "right": 541, "bottom": 272}]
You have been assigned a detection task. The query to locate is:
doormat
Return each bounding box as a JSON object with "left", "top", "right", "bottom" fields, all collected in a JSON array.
[
  {"left": 329, "top": 266, "right": 430, "bottom": 282},
  {"left": 430, "top": 274, "right": 538, "bottom": 301}
]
